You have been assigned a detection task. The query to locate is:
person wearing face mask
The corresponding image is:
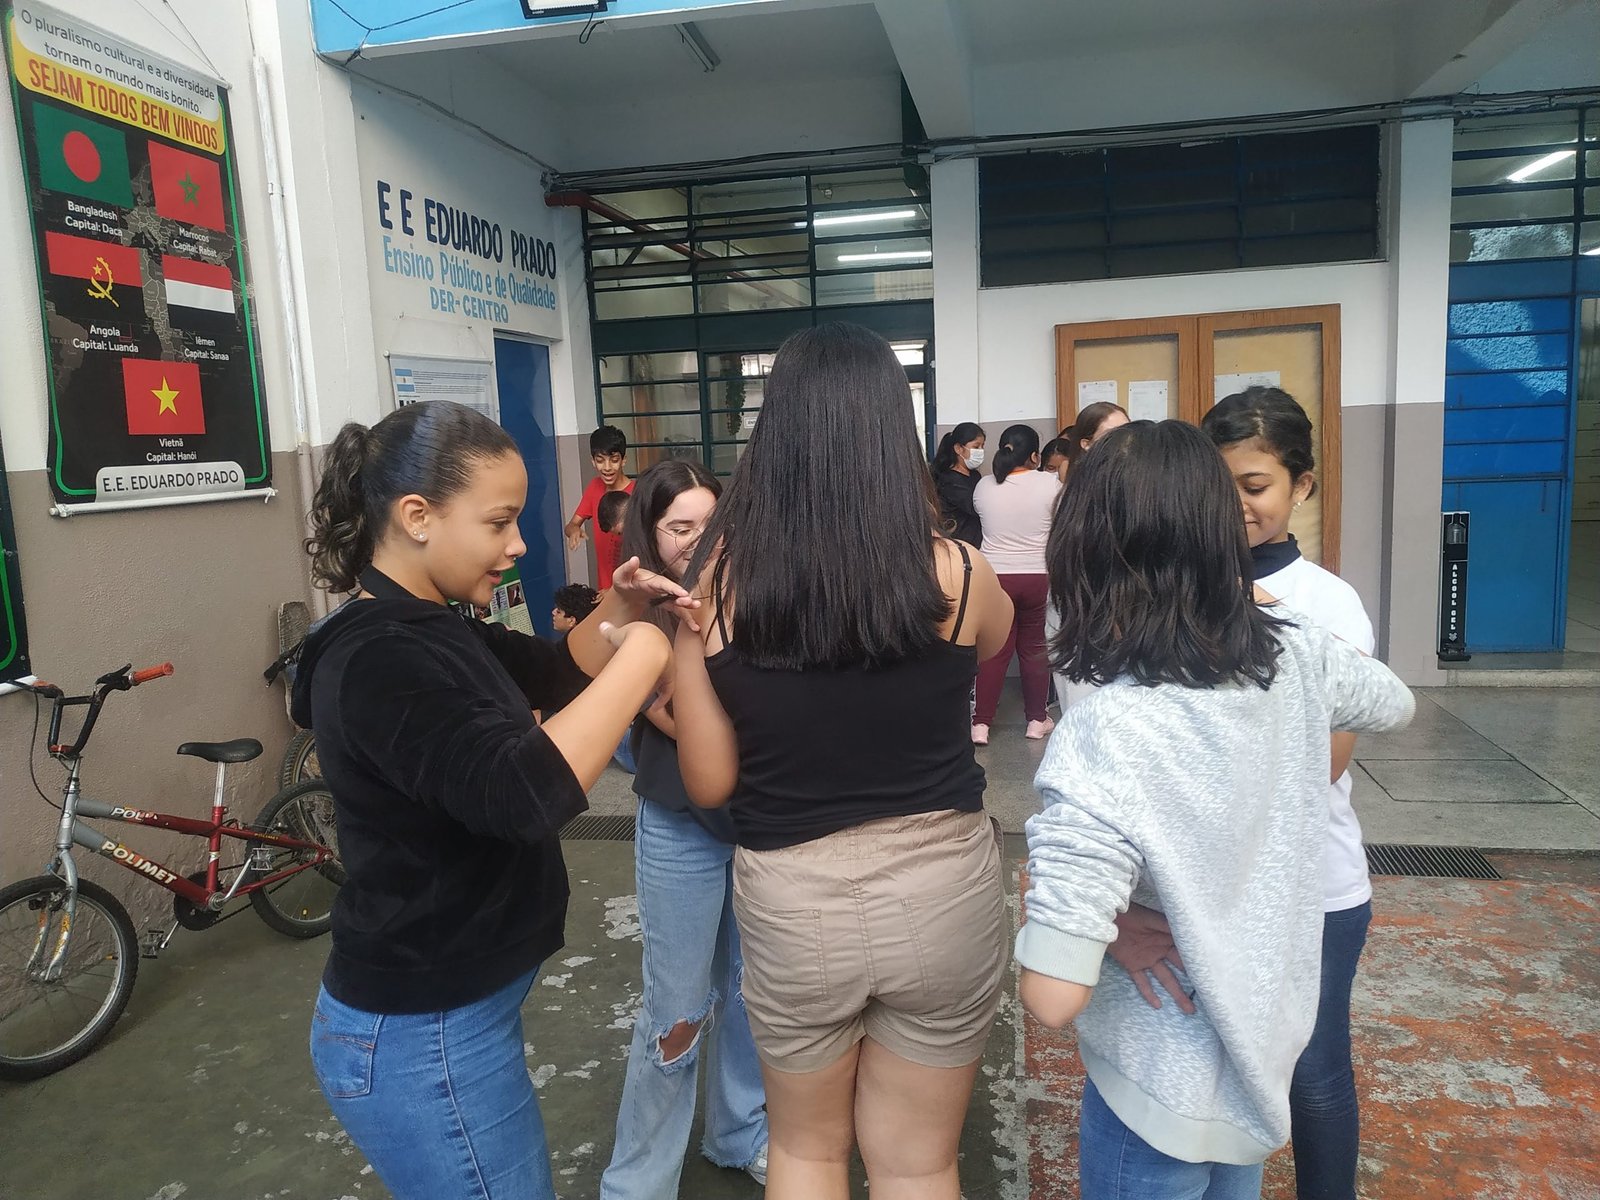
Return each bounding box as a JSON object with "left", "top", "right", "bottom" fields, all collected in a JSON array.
[{"left": 932, "top": 422, "right": 987, "bottom": 547}]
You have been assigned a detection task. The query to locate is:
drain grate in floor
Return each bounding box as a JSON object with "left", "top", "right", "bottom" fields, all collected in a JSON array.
[
  {"left": 1366, "top": 843, "right": 1501, "bottom": 880},
  {"left": 560, "top": 813, "right": 637, "bottom": 842}
]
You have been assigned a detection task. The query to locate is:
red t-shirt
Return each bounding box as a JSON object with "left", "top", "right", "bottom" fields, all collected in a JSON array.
[{"left": 574, "top": 476, "right": 634, "bottom": 589}]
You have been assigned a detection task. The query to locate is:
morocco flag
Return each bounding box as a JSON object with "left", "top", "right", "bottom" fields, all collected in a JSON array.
[
  {"left": 122, "top": 359, "right": 205, "bottom": 436},
  {"left": 32, "top": 105, "right": 133, "bottom": 207},
  {"left": 147, "top": 141, "right": 225, "bottom": 232}
]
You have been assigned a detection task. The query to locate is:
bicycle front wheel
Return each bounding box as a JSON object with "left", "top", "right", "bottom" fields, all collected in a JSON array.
[
  {"left": 248, "top": 781, "right": 343, "bottom": 938},
  {"left": 0, "top": 875, "right": 138, "bottom": 1081},
  {"left": 278, "top": 729, "right": 320, "bottom": 788}
]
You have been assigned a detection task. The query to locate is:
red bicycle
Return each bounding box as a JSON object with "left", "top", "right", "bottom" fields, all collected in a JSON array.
[{"left": 0, "top": 662, "right": 343, "bottom": 1080}]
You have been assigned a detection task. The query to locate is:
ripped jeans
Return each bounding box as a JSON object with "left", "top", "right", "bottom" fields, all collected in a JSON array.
[{"left": 600, "top": 799, "right": 767, "bottom": 1199}]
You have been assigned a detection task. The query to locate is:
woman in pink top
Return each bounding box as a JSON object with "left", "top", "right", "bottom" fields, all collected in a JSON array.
[{"left": 972, "top": 424, "right": 1061, "bottom": 744}]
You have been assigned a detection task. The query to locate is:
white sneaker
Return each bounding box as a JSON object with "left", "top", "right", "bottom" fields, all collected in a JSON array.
[
  {"left": 971, "top": 723, "right": 990, "bottom": 746},
  {"left": 1025, "top": 718, "right": 1055, "bottom": 740},
  {"left": 745, "top": 1144, "right": 768, "bottom": 1186}
]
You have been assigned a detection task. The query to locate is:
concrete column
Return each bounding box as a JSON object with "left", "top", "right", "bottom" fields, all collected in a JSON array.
[
  {"left": 1382, "top": 117, "right": 1454, "bottom": 683},
  {"left": 931, "top": 158, "right": 980, "bottom": 428}
]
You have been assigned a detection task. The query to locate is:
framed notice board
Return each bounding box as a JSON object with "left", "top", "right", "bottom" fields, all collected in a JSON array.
[
  {"left": 3, "top": 1, "right": 270, "bottom": 511},
  {"left": 1056, "top": 304, "right": 1343, "bottom": 571}
]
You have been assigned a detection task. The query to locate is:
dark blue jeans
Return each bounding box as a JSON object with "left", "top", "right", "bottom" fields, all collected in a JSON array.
[{"left": 1290, "top": 901, "right": 1372, "bottom": 1200}]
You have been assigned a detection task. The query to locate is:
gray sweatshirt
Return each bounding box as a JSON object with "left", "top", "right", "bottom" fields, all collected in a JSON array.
[{"left": 1014, "top": 615, "right": 1414, "bottom": 1165}]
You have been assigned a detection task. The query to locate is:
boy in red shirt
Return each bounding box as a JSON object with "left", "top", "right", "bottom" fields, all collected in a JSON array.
[{"left": 564, "top": 425, "right": 634, "bottom": 589}]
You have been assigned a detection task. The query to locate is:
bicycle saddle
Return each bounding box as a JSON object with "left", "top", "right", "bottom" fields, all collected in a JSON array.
[{"left": 177, "top": 739, "right": 264, "bottom": 764}]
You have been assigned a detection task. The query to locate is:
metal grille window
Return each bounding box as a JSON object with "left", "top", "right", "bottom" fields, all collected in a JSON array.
[
  {"left": 582, "top": 167, "right": 935, "bottom": 473},
  {"left": 1449, "top": 109, "right": 1598, "bottom": 263},
  {"left": 978, "top": 125, "right": 1382, "bottom": 286},
  {"left": 584, "top": 168, "right": 931, "bottom": 321}
]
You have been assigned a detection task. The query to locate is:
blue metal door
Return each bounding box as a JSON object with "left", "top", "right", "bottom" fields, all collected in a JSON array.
[{"left": 494, "top": 338, "right": 562, "bottom": 638}]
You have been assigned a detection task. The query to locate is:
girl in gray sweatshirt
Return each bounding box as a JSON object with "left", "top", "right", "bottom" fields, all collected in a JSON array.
[{"left": 1015, "top": 420, "right": 1414, "bottom": 1199}]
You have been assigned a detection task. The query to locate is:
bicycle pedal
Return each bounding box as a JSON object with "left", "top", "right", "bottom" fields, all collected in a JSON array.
[{"left": 140, "top": 929, "right": 164, "bottom": 958}]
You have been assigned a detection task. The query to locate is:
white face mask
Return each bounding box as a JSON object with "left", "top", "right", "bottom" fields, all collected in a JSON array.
[{"left": 964, "top": 446, "right": 985, "bottom": 468}]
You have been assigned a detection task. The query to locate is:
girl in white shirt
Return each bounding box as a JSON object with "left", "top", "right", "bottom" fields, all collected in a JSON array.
[{"left": 972, "top": 424, "right": 1061, "bottom": 744}]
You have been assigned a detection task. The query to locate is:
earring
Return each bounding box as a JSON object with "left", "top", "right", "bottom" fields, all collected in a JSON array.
[
  {"left": 413, "top": 529, "right": 427, "bottom": 542},
  {"left": 1293, "top": 502, "right": 1302, "bottom": 511}
]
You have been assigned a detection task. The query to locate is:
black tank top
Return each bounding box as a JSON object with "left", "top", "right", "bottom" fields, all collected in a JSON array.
[{"left": 704, "top": 542, "right": 986, "bottom": 850}]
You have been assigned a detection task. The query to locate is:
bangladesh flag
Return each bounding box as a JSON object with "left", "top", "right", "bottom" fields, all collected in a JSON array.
[
  {"left": 148, "top": 140, "right": 225, "bottom": 232},
  {"left": 32, "top": 105, "right": 133, "bottom": 208},
  {"left": 122, "top": 358, "right": 206, "bottom": 436}
]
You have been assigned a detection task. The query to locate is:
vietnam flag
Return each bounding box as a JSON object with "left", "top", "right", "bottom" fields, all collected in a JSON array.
[
  {"left": 32, "top": 105, "right": 133, "bottom": 208},
  {"left": 147, "top": 141, "right": 225, "bottom": 232},
  {"left": 45, "top": 232, "right": 143, "bottom": 297},
  {"left": 122, "top": 359, "right": 205, "bottom": 436}
]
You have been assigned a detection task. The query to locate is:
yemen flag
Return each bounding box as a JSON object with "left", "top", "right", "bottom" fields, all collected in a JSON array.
[
  {"left": 162, "top": 255, "right": 233, "bottom": 314},
  {"left": 122, "top": 358, "right": 205, "bottom": 436},
  {"left": 32, "top": 105, "right": 133, "bottom": 208},
  {"left": 45, "top": 232, "right": 142, "bottom": 303},
  {"left": 148, "top": 140, "right": 225, "bottom": 232}
]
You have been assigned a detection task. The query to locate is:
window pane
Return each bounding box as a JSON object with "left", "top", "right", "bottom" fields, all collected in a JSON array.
[
  {"left": 633, "top": 442, "right": 708, "bottom": 473},
  {"left": 1108, "top": 141, "right": 1237, "bottom": 209},
  {"left": 598, "top": 352, "right": 698, "bottom": 385},
  {"left": 693, "top": 177, "right": 805, "bottom": 214},
  {"left": 592, "top": 286, "right": 693, "bottom": 320},
  {"left": 1586, "top": 187, "right": 1600, "bottom": 217},
  {"left": 812, "top": 204, "right": 930, "bottom": 238},
  {"left": 587, "top": 187, "right": 688, "bottom": 220},
  {"left": 815, "top": 268, "right": 932, "bottom": 305},
  {"left": 1454, "top": 113, "right": 1580, "bottom": 153},
  {"left": 694, "top": 213, "right": 809, "bottom": 241},
  {"left": 984, "top": 249, "right": 1105, "bottom": 286},
  {"left": 709, "top": 440, "right": 749, "bottom": 475},
  {"left": 704, "top": 351, "right": 775, "bottom": 379},
  {"left": 1452, "top": 188, "right": 1575, "bottom": 224},
  {"left": 1110, "top": 208, "right": 1237, "bottom": 246},
  {"left": 817, "top": 235, "right": 931, "bottom": 272},
  {"left": 983, "top": 217, "right": 1105, "bottom": 256},
  {"left": 811, "top": 168, "right": 928, "bottom": 204},
  {"left": 606, "top": 413, "right": 703, "bottom": 447},
  {"left": 1109, "top": 240, "right": 1237, "bottom": 277},
  {"left": 1241, "top": 231, "right": 1377, "bottom": 267},
  {"left": 698, "top": 277, "right": 810, "bottom": 312},
  {"left": 1454, "top": 151, "right": 1577, "bottom": 189},
  {"left": 1449, "top": 223, "right": 1574, "bottom": 263},
  {"left": 1581, "top": 221, "right": 1600, "bottom": 257},
  {"left": 1244, "top": 197, "right": 1378, "bottom": 236},
  {"left": 599, "top": 381, "right": 701, "bottom": 417}
]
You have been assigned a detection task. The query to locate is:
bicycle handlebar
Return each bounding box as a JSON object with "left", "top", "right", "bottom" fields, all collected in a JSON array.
[
  {"left": 34, "top": 661, "right": 174, "bottom": 758},
  {"left": 131, "top": 663, "right": 174, "bottom": 686}
]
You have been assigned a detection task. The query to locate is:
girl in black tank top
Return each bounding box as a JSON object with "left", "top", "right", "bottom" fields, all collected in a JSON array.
[{"left": 666, "top": 323, "right": 1016, "bottom": 1200}]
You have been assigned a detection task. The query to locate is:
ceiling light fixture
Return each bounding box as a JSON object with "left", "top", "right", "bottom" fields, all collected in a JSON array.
[
  {"left": 813, "top": 209, "right": 918, "bottom": 228},
  {"left": 674, "top": 22, "right": 719, "bottom": 72},
  {"left": 1505, "top": 150, "right": 1575, "bottom": 182},
  {"left": 836, "top": 250, "right": 932, "bottom": 263}
]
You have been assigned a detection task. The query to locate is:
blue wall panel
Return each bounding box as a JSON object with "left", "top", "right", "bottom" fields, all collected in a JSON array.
[
  {"left": 1445, "top": 370, "right": 1569, "bottom": 409},
  {"left": 1442, "top": 480, "right": 1564, "bottom": 651},
  {"left": 1447, "top": 299, "right": 1572, "bottom": 336},
  {"left": 1444, "top": 406, "right": 1570, "bottom": 445}
]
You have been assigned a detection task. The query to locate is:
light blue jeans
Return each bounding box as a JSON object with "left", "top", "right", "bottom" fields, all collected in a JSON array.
[
  {"left": 310, "top": 968, "right": 554, "bottom": 1200},
  {"left": 1079, "top": 1078, "right": 1265, "bottom": 1200},
  {"left": 600, "top": 799, "right": 767, "bottom": 1198}
]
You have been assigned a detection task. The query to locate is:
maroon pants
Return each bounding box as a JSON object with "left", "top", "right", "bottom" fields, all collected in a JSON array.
[{"left": 975, "top": 572, "right": 1051, "bottom": 724}]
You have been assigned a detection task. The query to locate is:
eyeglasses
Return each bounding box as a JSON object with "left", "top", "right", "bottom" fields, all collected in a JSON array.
[{"left": 655, "top": 521, "right": 706, "bottom": 548}]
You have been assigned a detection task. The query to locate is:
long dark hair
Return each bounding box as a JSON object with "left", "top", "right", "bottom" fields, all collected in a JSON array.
[
  {"left": 1047, "top": 420, "right": 1287, "bottom": 689},
  {"left": 1201, "top": 387, "right": 1318, "bottom": 496},
  {"left": 933, "top": 421, "right": 985, "bottom": 473},
  {"left": 1064, "top": 401, "right": 1129, "bottom": 470},
  {"left": 621, "top": 459, "right": 721, "bottom": 630},
  {"left": 305, "top": 401, "right": 518, "bottom": 593},
  {"left": 685, "top": 322, "right": 948, "bottom": 669},
  {"left": 991, "top": 423, "right": 1041, "bottom": 482}
]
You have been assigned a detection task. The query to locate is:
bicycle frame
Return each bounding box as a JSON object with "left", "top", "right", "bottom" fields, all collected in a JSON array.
[{"left": 46, "top": 757, "right": 334, "bottom": 910}]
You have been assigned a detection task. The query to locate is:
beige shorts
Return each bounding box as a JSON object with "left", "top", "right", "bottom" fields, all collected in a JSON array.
[{"left": 732, "top": 808, "right": 1008, "bottom": 1074}]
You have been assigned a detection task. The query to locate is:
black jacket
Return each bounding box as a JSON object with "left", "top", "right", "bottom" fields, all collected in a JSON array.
[
  {"left": 935, "top": 467, "right": 983, "bottom": 548},
  {"left": 290, "top": 593, "right": 589, "bottom": 1013}
]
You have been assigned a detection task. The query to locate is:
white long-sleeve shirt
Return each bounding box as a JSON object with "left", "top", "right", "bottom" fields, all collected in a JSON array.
[{"left": 1014, "top": 615, "right": 1414, "bottom": 1165}]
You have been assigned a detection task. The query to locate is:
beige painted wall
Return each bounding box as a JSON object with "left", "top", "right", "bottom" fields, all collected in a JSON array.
[{"left": 0, "top": 453, "right": 312, "bottom": 930}]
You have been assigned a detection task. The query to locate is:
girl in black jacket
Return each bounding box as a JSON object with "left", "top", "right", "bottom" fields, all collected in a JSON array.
[{"left": 931, "top": 420, "right": 985, "bottom": 546}]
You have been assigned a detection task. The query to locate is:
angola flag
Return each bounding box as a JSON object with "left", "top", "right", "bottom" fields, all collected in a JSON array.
[
  {"left": 32, "top": 105, "right": 133, "bottom": 208},
  {"left": 122, "top": 358, "right": 205, "bottom": 436},
  {"left": 44, "top": 232, "right": 143, "bottom": 306},
  {"left": 147, "top": 140, "right": 225, "bottom": 232}
]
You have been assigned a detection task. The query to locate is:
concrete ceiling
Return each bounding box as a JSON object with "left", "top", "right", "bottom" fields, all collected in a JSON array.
[{"left": 344, "top": 0, "right": 1600, "bottom": 175}]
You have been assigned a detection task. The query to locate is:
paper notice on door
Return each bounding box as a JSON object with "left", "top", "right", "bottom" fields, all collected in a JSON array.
[
  {"left": 1127, "top": 380, "right": 1169, "bottom": 422},
  {"left": 1077, "top": 379, "right": 1118, "bottom": 409},
  {"left": 1213, "top": 371, "right": 1281, "bottom": 403}
]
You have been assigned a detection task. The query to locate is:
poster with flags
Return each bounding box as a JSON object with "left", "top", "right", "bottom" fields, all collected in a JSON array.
[{"left": 3, "top": 2, "right": 270, "bottom": 508}]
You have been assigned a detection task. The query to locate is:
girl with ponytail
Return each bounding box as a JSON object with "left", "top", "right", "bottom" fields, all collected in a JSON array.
[
  {"left": 971, "top": 424, "right": 1061, "bottom": 743},
  {"left": 293, "top": 400, "right": 696, "bottom": 1200},
  {"left": 931, "top": 420, "right": 986, "bottom": 546}
]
